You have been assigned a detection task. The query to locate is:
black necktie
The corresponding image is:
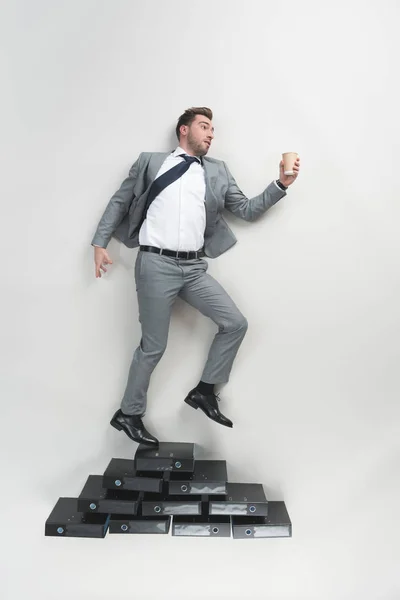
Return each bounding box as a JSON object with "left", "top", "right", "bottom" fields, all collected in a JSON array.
[{"left": 142, "top": 154, "right": 200, "bottom": 223}]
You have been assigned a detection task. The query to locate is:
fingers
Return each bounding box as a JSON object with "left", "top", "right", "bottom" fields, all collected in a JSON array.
[
  {"left": 94, "top": 248, "right": 114, "bottom": 279},
  {"left": 95, "top": 262, "right": 107, "bottom": 277},
  {"left": 95, "top": 260, "right": 113, "bottom": 278},
  {"left": 293, "top": 157, "right": 300, "bottom": 175},
  {"left": 280, "top": 157, "right": 300, "bottom": 169}
]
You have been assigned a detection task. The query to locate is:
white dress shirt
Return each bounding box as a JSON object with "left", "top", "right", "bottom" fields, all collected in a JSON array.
[{"left": 139, "top": 146, "right": 206, "bottom": 252}]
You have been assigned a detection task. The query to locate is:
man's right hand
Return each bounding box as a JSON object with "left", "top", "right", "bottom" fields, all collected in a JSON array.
[{"left": 94, "top": 246, "right": 113, "bottom": 278}]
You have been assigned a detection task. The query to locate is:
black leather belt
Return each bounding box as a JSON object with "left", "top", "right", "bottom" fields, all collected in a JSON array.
[{"left": 139, "top": 245, "right": 205, "bottom": 259}]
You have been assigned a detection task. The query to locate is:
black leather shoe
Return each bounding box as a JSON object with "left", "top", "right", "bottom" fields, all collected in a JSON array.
[
  {"left": 110, "top": 409, "right": 159, "bottom": 446},
  {"left": 184, "top": 389, "right": 233, "bottom": 428}
]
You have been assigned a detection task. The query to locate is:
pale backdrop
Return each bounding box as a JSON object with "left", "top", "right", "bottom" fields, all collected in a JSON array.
[{"left": 1, "top": 1, "right": 400, "bottom": 599}]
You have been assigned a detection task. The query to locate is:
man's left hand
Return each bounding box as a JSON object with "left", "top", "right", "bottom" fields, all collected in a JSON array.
[{"left": 279, "top": 156, "right": 300, "bottom": 187}]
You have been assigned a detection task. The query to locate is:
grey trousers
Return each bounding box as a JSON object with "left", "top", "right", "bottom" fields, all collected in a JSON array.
[{"left": 121, "top": 251, "right": 248, "bottom": 415}]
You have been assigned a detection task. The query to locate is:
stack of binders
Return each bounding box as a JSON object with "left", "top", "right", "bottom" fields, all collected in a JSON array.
[{"left": 45, "top": 442, "right": 292, "bottom": 539}]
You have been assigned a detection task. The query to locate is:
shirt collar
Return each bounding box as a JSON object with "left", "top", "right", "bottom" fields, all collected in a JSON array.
[{"left": 173, "top": 146, "right": 203, "bottom": 166}]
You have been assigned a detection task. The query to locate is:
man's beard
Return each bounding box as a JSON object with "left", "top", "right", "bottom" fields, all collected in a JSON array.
[{"left": 187, "top": 132, "right": 208, "bottom": 157}]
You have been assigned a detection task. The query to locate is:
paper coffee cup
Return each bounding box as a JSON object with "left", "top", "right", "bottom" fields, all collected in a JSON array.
[{"left": 282, "top": 152, "right": 298, "bottom": 176}]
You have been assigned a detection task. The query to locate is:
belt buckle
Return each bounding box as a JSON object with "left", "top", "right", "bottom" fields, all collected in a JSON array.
[{"left": 159, "top": 248, "right": 163, "bottom": 255}]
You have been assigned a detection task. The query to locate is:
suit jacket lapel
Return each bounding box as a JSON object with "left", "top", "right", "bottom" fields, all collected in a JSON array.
[
  {"left": 203, "top": 158, "right": 219, "bottom": 232},
  {"left": 146, "top": 152, "right": 170, "bottom": 185}
]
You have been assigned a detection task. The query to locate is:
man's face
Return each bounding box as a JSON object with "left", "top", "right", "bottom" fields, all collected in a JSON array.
[{"left": 183, "top": 114, "right": 214, "bottom": 156}]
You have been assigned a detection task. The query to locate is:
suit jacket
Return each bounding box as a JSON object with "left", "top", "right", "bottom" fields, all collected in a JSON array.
[{"left": 91, "top": 152, "right": 287, "bottom": 258}]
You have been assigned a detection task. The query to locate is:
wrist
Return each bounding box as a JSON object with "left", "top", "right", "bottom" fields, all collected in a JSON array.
[{"left": 276, "top": 179, "right": 288, "bottom": 191}]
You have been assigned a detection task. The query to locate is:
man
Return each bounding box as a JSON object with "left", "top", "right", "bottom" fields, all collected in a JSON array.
[{"left": 92, "top": 107, "right": 300, "bottom": 447}]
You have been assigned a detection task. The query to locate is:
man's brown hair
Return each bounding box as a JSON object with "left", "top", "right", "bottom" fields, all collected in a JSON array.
[{"left": 176, "top": 107, "right": 213, "bottom": 140}]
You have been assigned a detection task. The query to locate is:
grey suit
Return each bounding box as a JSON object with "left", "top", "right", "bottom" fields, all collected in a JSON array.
[{"left": 92, "top": 152, "right": 287, "bottom": 414}]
